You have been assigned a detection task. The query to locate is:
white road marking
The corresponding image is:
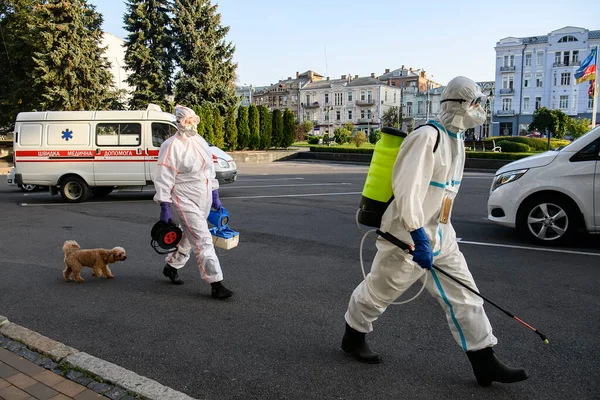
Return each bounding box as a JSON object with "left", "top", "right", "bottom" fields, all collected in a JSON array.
[
  {"left": 20, "top": 200, "right": 151, "bottom": 206},
  {"left": 223, "top": 192, "right": 362, "bottom": 200},
  {"left": 221, "top": 183, "right": 351, "bottom": 189},
  {"left": 457, "top": 239, "right": 600, "bottom": 257},
  {"left": 235, "top": 177, "right": 305, "bottom": 182}
]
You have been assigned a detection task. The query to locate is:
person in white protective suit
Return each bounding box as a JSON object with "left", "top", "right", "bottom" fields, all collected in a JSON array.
[
  {"left": 342, "top": 77, "right": 528, "bottom": 386},
  {"left": 153, "top": 105, "right": 233, "bottom": 299}
]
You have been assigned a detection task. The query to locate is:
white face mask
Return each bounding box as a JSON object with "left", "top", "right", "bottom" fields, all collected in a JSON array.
[{"left": 462, "top": 105, "right": 487, "bottom": 129}]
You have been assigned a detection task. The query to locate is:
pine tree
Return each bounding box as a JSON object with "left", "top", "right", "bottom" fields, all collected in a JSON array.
[
  {"left": 258, "top": 105, "right": 272, "bottom": 150},
  {"left": 203, "top": 104, "right": 214, "bottom": 143},
  {"left": 282, "top": 108, "right": 295, "bottom": 148},
  {"left": 29, "top": 0, "right": 116, "bottom": 111},
  {"left": 123, "top": 0, "right": 174, "bottom": 110},
  {"left": 171, "top": 0, "right": 237, "bottom": 111},
  {"left": 224, "top": 107, "right": 238, "bottom": 150},
  {"left": 271, "top": 109, "right": 284, "bottom": 148},
  {"left": 192, "top": 105, "right": 205, "bottom": 137},
  {"left": 248, "top": 104, "right": 260, "bottom": 150},
  {"left": 236, "top": 106, "right": 250, "bottom": 150},
  {"left": 213, "top": 107, "right": 224, "bottom": 148}
]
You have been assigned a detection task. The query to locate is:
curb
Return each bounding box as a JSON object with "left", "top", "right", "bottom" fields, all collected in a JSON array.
[{"left": 0, "top": 315, "right": 197, "bottom": 400}]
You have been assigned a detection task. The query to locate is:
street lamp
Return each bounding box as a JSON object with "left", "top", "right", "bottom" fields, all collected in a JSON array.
[{"left": 485, "top": 88, "right": 495, "bottom": 138}]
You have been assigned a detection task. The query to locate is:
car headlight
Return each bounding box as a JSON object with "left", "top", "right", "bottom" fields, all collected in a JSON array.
[
  {"left": 491, "top": 169, "right": 528, "bottom": 192},
  {"left": 217, "top": 158, "right": 229, "bottom": 168}
]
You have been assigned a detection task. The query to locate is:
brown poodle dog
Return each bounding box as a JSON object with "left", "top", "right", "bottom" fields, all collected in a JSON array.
[{"left": 62, "top": 240, "right": 127, "bottom": 283}]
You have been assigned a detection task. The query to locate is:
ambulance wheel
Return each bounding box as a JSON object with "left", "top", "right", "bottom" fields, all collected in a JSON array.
[
  {"left": 91, "top": 186, "right": 114, "bottom": 198},
  {"left": 60, "top": 176, "right": 91, "bottom": 203}
]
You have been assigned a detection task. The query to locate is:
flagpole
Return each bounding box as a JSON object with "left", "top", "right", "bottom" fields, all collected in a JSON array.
[{"left": 592, "top": 46, "right": 599, "bottom": 129}]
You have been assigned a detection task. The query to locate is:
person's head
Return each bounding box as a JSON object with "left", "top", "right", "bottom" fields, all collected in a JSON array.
[
  {"left": 439, "top": 76, "right": 487, "bottom": 132},
  {"left": 174, "top": 105, "right": 200, "bottom": 137}
]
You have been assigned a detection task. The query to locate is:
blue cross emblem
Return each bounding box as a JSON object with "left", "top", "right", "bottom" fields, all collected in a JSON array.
[{"left": 61, "top": 129, "right": 73, "bottom": 141}]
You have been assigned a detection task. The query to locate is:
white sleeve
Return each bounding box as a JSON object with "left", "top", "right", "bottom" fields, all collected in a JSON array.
[
  {"left": 153, "top": 140, "right": 178, "bottom": 204},
  {"left": 391, "top": 126, "right": 437, "bottom": 232}
]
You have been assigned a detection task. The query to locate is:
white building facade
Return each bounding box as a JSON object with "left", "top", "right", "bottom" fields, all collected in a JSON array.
[
  {"left": 101, "top": 32, "right": 131, "bottom": 97},
  {"left": 493, "top": 26, "right": 600, "bottom": 137},
  {"left": 299, "top": 75, "right": 401, "bottom": 135}
]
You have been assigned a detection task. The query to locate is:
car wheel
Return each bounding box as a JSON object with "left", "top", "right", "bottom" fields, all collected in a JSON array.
[
  {"left": 517, "top": 194, "right": 580, "bottom": 246},
  {"left": 91, "top": 186, "right": 114, "bottom": 197},
  {"left": 19, "top": 184, "right": 38, "bottom": 192},
  {"left": 60, "top": 176, "right": 91, "bottom": 203}
]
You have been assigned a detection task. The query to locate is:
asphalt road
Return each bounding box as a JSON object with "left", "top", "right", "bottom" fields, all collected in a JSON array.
[{"left": 0, "top": 161, "right": 599, "bottom": 400}]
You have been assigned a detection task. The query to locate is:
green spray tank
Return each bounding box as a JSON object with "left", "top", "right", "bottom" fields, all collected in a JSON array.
[{"left": 357, "top": 126, "right": 407, "bottom": 228}]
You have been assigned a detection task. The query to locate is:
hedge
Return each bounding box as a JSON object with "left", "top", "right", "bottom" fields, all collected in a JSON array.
[
  {"left": 496, "top": 140, "right": 530, "bottom": 153},
  {"left": 486, "top": 136, "right": 569, "bottom": 151},
  {"left": 309, "top": 146, "right": 376, "bottom": 154},
  {"left": 465, "top": 151, "right": 533, "bottom": 160}
]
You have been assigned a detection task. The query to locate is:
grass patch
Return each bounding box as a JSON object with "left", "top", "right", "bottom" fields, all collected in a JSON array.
[{"left": 466, "top": 151, "right": 534, "bottom": 160}]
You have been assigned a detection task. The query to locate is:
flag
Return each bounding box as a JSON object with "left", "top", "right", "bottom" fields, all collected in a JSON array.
[
  {"left": 575, "top": 48, "right": 597, "bottom": 84},
  {"left": 589, "top": 80, "right": 596, "bottom": 97}
]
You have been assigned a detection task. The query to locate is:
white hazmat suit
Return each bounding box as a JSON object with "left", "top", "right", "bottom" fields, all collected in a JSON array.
[
  {"left": 153, "top": 105, "right": 232, "bottom": 299},
  {"left": 342, "top": 77, "right": 528, "bottom": 386}
]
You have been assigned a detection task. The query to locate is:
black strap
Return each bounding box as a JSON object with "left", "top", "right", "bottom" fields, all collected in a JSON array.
[{"left": 415, "top": 123, "right": 441, "bottom": 153}]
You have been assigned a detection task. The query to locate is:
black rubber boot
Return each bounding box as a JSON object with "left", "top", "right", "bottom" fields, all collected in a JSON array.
[
  {"left": 163, "top": 265, "right": 184, "bottom": 285},
  {"left": 341, "top": 323, "right": 382, "bottom": 364},
  {"left": 211, "top": 281, "right": 233, "bottom": 299},
  {"left": 467, "top": 347, "right": 528, "bottom": 386}
]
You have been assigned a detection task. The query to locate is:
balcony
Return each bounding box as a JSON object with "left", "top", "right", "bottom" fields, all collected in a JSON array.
[
  {"left": 553, "top": 61, "right": 581, "bottom": 68},
  {"left": 355, "top": 99, "right": 375, "bottom": 106},
  {"left": 357, "top": 118, "right": 376, "bottom": 124},
  {"left": 499, "top": 88, "right": 514, "bottom": 94},
  {"left": 303, "top": 102, "right": 320, "bottom": 109},
  {"left": 500, "top": 66, "right": 516, "bottom": 72},
  {"left": 496, "top": 110, "right": 515, "bottom": 116}
]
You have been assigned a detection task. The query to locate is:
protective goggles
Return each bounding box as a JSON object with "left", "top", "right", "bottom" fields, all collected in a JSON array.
[{"left": 441, "top": 93, "right": 486, "bottom": 108}]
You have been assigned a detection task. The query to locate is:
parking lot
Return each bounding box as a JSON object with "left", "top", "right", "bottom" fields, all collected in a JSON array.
[{"left": 1, "top": 160, "right": 599, "bottom": 400}]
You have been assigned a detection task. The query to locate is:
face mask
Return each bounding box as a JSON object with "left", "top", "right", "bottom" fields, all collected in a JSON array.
[{"left": 461, "top": 105, "right": 487, "bottom": 129}]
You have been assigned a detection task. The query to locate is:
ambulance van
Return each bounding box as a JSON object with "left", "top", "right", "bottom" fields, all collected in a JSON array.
[{"left": 12, "top": 104, "right": 237, "bottom": 203}]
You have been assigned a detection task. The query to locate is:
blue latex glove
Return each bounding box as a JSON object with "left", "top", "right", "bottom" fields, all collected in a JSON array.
[
  {"left": 160, "top": 202, "right": 172, "bottom": 223},
  {"left": 211, "top": 189, "right": 222, "bottom": 211},
  {"left": 410, "top": 227, "right": 433, "bottom": 270}
]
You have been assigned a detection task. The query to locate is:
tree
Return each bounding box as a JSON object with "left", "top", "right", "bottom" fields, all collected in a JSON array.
[
  {"left": 213, "top": 107, "right": 224, "bottom": 148},
  {"left": 369, "top": 129, "right": 381, "bottom": 144},
  {"left": 29, "top": 0, "right": 117, "bottom": 111},
  {"left": 123, "top": 0, "right": 174, "bottom": 110},
  {"left": 259, "top": 105, "right": 272, "bottom": 149},
  {"left": 203, "top": 104, "right": 214, "bottom": 143},
  {"left": 282, "top": 109, "right": 295, "bottom": 148},
  {"left": 529, "top": 107, "right": 569, "bottom": 148},
  {"left": 334, "top": 127, "right": 351, "bottom": 144},
  {"left": 271, "top": 109, "right": 283, "bottom": 147},
  {"left": 171, "top": 0, "right": 237, "bottom": 111},
  {"left": 344, "top": 122, "right": 355, "bottom": 133},
  {"left": 236, "top": 106, "right": 249, "bottom": 150},
  {"left": 248, "top": 104, "right": 260, "bottom": 149},
  {"left": 192, "top": 105, "right": 205, "bottom": 137},
  {"left": 382, "top": 107, "right": 402, "bottom": 128},
  {"left": 352, "top": 131, "right": 367, "bottom": 147},
  {"left": 0, "top": 0, "right": 40, "bottom": 132},
  {"left": 224, "top": 106, "right": 237, "bottom": 150},
  {"left": 567, "top": 117, "right": 591, "bottom": 139}
]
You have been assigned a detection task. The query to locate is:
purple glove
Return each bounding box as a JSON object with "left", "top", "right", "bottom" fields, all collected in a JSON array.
[
  {"left": 160, "top": 202, "right": 172, "bottom": 223},
  {"left": 211, "top": 190, "right": 222, "bottom": 210}
]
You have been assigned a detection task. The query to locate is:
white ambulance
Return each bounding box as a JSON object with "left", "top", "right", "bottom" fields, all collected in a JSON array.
[{"left": 12, "top": 104, "right": 237, "bottom": 203}]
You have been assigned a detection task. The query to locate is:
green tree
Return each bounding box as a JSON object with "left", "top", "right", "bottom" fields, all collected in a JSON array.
[
  {"left": 248, "top": 104, "right": 260, "bottom": 149},
  {"left": 343, "top": 122, "right": 355, "bottom": 133},
  {"left": 0, "top": 0, "right": 40, "bottom": 132},
  {"left": 567, "top": 117, "right": 591, "bottom": 139},
  {"left": 192, "top": 105, "right": 205, "bottom": 137},
  {"left": 123, "top": 0, "right": 174, "bottom": 110},
  {"left": 30, "top": 0, "right": 117, "bottom": 111},
  {"left": 171, "top": 0, "right": 237, "bottom": 111},
  {"left": 202, "top": 104, "right": 215, "bottom": 143},
  {"left": 352, "top": 131, "right": 367, "bottom": 147},
  {"left": 224, "top": 106, "right": 237, "bottom": 150},
  {"left": 271, "top": 109, "right": 283, "bottom": 147},
  {"left": 334, "top": 127, "right": 351, "bottom": 144},
  {"left": 213, "top": 107, "right": 224, "bottom": 148},
  {"left": 529, "top": 107, "right": 570, "bottom": 148},
  {"left": 282, "top": 109, "right": 295, "bottom": 148},
  {"left": 236, "top": 106, "right": 249, "bottom": 150},
  {"left": 382, "top": 107, "right": 402, "bottom": 128},
  {"left": 258, "top": 105, "right": 272, "bottom": 149}
]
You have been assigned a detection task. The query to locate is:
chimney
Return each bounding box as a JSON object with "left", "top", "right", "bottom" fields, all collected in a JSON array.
[
  {"left": 341, "top": 74, "right": 347, "bottom": 80},
  {"left": 385, "top": 68, "right": 390, "bottom": 73},
  {"left": 296, "top": 71, "right": 299, "bottom": 78},
  {"left": 401, "top": 65, "right": 405, "bottom": 69},
  {"left": 327, "top": 77, "right": 330, "bottom": 80},
  {"left": 288, "top": 76, "right": 292, "bottom": 80},
  {"left": 355, "top": 74, "right": 359, "bottom": 79},
  {"left": 370, "top": 72, "right": 375, "bottom": 78}
]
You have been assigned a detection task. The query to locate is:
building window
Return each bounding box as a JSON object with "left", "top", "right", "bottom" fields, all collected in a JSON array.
[
  {"left": 305, "top": 95, "right": 310, "bottom": 104},
  {"left": 367, "top": 90, "right": 373, "bottom": 102},
  {"left": 360, "top": 90, "right": 366, "bottom": 101},
  {"left": 563, "top": 51, "right": 570, "bottom": 66},
  {"left": 502, "top": 98, "right": 512, "bottom": 111},
  {"left": 553, "top": 72, "right": 557, "bottom": 86},
  {"left": 385, "top": 91, "right": 388, "bottom": 102},
  {"left": 417, "top": 101, "right": 424, "bottom": 115},
  {"left": 360, "top": 109, "right": 365, "bottom": 119},
  {"left": 523, "top": 97, "right": 530, "bottom": 111},
  {"left": 324, "top": 110, "right": 329, "bottom": 121},
  {"left": 336, "top": 110, "right": 341, "bottom": 120},
  {"left": 536, "top": 73, "right": 543, "bottom": 88},
  {"left": 554, "top": 52, "right": 561, "bottom": 65},
  {"left": 558, "top": 35, "right": 578, "bottom": 43},
  {"left": 347, "top": 91, "right": 353, "bottom": 102},
  {"left": 367, "top": 110, "right": 372, "bottom": 119},
  {"left": 335, "top": 92, "right": 343, "bottom": 106},
  {"left": 572, "top": 50, "right": 579, "bottom": 63},
  {"left": 535, "top": 96, "right": 542, "bottom": 110},
  {"left": 406, "top": 102, "right": 413, "bottom": 115},
  {"left": 348, "top": 110, "right": 353, "bottom": 120},
  {"left": 524, "top": 74, "right": 531, "bottom": 88},
  {"left": 559, "top": 95, "right": 568, "bottom": 109},
  {"left": 324, "top": 93, "right": 329, "bottom": 104},
  {"left": 392, "top": 81, "right": 396, "bottom": 86},
  {"left": 525, "top": 53, "right": 532, "bottom": 66},
  {"left": 503, "top": 55, "right": 515, "bottom": 67},
  {"left": 537, "top": 52, "right": 544, "bottom": 66},
  {"left": 589, "top": 96, "right": 594, "bottom": 109},
  {"left": 500, "top": 122, "right": 513, "bottom": 136},
  {"left": 502, "top": 76, "right": 514, "bottom": 89},
  {"left": 561, "top": 72, "right": 571, "bottom": 86}
]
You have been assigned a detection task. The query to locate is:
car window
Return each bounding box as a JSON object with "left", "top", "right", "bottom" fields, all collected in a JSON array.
[
  {"left": 570, "top": 138, "right": 600, "bottom": 162},
  {"left": 151, "top": 123, "right": 177, "bottom": 147},
  {"left": 561, "top": 125, "right": 600, "bottom": 152}
]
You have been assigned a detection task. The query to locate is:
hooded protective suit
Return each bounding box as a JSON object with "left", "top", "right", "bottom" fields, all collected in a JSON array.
[
  {"left": 153, "top": 105, "right": 223, "bottom": 285},
  {"left": 343, "top": 77, "right": 527, "bottom": 386}
]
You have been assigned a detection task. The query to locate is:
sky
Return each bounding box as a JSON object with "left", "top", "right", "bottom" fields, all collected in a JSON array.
[{"left": 89, "top": 0, "right": 599, "bottom": 87}]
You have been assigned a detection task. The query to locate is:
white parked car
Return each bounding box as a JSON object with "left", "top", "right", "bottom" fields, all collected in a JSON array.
[
  {"left": 7, "top": 167, "right": 45, "bottom": 192},
  {"left": 487, "top": 125, "right": 600, "bottom": 245}
]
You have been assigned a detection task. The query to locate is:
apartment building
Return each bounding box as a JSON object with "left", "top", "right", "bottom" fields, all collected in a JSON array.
[
  {"left": 299, "top": 73, "right": 401, "bottom": 135},
  {"left": 494, "top": 26, "right": 600, "bottom": 136}
]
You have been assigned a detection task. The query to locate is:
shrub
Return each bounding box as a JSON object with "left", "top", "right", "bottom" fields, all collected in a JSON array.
[
  {"left": 307, "top": 136, "right": 320, "bottom": 145},
  {"left": 496, "top": 140, "right": 530, "bottom": 153},
  {"left": 334, "top": 128, "right": 351, "bottom": 144},
  {"left": 465, "top": 151, "right": 533, "bottom": 160},
  {"left": 352, "top": 132, "right": 367, "bottom": 147},
  {"left": 486, "top": 136, "right": 569, "bottom": 151},
  {"left": 309, "top": 146, "right": 374, "bottom": 154},
  {"left": 369, "top": 130, "right": 381, "bottom": 144}
]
